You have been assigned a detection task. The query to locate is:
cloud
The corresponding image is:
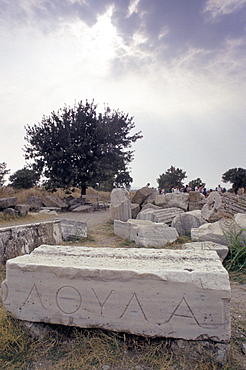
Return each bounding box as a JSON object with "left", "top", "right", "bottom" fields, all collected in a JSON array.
[{"left": 203, "top": 0, "right": 246, "bottom": 17}]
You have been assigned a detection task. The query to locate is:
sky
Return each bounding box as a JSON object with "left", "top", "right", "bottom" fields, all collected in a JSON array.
[{"left": 1, "top": 0, "right": 246, "bottom": 190}]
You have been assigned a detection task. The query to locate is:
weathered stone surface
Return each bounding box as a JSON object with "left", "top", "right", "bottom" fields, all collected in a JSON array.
[
  {"left": 43, "top": 195, "right": 68, "bottom": 211},
  {"left": 3, "top": 208, "right": 17, "bottom": 216},
  {"left": 191, "top": 213, "right": 246, "bottom": 246},
  {"left": 155, "top": 193, "right": 189, "bottom": 211},
  {"left": 141, "top": 203, "right": 161, "bottom": 211},
  {"left": 131, "top": 186, "right": 153, "bottom": 206},
  {"left": 1, "top": 246, "right": 230, "bottom": 342},
  {"left": 201, "top": 192, "right": 246, "bottom": 222},
  {"left": 15, "top": 204, "right": 30, "bottom": 216},
  {"left": 130, "top": 203, "right": 140, "bottom": 219},
  {"left": 133, "top": 223, "right": 178, "bottom": 247},
  {"left": 188, "top": 199, "right": 207, "bottom": 211},
  {"left": 171, "top": 210, "right": 207, "bottom": 236},
  {"left": 59, "top": 219, "right": 87, "bottom": 241},
  {"left": 189, "top": 191, "right": 203, "bottom": 202},
  {"left": 137, "top": 207, "right": 184, "bottom": 225},
  {"left": 114, "top": 219, "right": 153, "bottom": 240},
  {"left": 191, "top": 220, "right": 228, "bottom": 245},
  {"left": 0, "top": 197, "right": 17, "bottom": 210},
  {"left": 182, "top": 241, "right": 229, "bottom": 261},
  {"left": 110, "top": 188, "right": 131, "bottom": 221},
  {"left": 0, "top": 221, "right": 62, "bottom": 264},
  {"left": 72, "top": 205, "right": 93, "bottom": 213},
  {"left": 114, "top": 219, "right": 178, "bottom": 247},
  {"left": 26, "top": 196, "right": 44, "bottom": 211},
  {"left": 40, "top": 207, "right": 61, "bottom": 213}
]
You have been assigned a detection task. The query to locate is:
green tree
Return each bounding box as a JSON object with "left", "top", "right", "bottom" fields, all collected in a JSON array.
[
  {"left": 24, "top": 101, "right": 142, "bottom": 194},
  {"left": 222, "top": 167, "right": 246, "bottom": 194},
  {"left": 157, "top": 165, "right": 187, "bottom": 191},
  {"left": 9, "top": 168, "right": 40, "bottom": 189},
  {"left": 188, "top": 178, "right": 205, "bottom": 191},
  {"left": 0, "top": 162, "right": 10, "bottom": 186}
]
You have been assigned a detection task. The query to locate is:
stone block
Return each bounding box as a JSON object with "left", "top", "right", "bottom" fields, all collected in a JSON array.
[
  {"left": 171, "top": 210, "right": 207, "bottom": 236},
  {"left": 0, "top": 197, "right": 17, "bottom": 210},
  {"left": 191, "top": 214, "right": 246, "bottom": 246},
  {"left": 188, "top": 200, "right": 206, "bottom": 211},
  {"left": 1, "top": 246, "right": 230, "bottom": 342},
  {"left": 132, "top": 223, "right": 178, "bottom": 247},
  {"left": 110, "top": 188, "right": 131, "bottom": 221},
  {"left": 182, "top": 241, "right": 229, "bottom": 261},
  {"left": 43, "top": 195, "right": 68, "bottom": 211},
  {"left": 0, "top": 221, "right": 62, "bottom": 264},
  {"left": 3, "top": 208, "right": 17, "bottom": 216},
  {"left": 59, "top": 219, "right": 87, "bottom": 241},
  {"left": 72, "top": 205, "right": 93, "bottom": 213},
  {"left": 155, "top": 193, "right": 189, "bottom": 211},
  {"left": 189, "top": 191, "right": 202, "bottom": 202},
  {"left": 115, "top": 218, "right": 178, "bottom": 247},
  {"left": 131, "top": 186, "right": 153, "bottom": 206},
  {"left": 26, "top": 196, "right": 44, "bottom": 211},
  {"left": 137, "top": 207, "right": 184, "bottom": 225},
  {"left": 15, "top": 204, "right": 30, "bottom": 216},
  {"left": 131, "top": 203, "right": 140, "bottom": 219}
]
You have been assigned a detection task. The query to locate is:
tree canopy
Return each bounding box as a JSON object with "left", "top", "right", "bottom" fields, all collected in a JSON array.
[
  {"left": 0, "top": 162, "right": 10, "bottom": 187},
  {"left": 24, "top": 101, "right": 142, "bottom": 193},
  {"left": 188, "top": 178, "right": 205, "bottom": 191},
  {"left": 157, "top": 165, "right": 187, "bottom": 191},
  {"left": 222, "top": 167, "right": 246, "bottom": 194},
  {"left": 9, "top": 168, "right": 40, "bottom": 189}
]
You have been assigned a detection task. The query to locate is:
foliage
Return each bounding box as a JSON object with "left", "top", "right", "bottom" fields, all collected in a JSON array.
[
  {"left": 0, "top": 162, "right": 10, "bottom": 187},
  {"left": 223, "top": 220, "right": 246, "bottom": 272},
  {"left": 24, "top": 100, "right": 142, "bottom": 194},
  {"left": 222, "top": 167, "right": 246, "bottom": 194},
  {"left": 9, "top": 168, "right": 40, "bottom": 189},
  {"left": 157, "top": 165, "right": 187, "bottom": 191},
  {"left": 188, "top": 177, "right": 205, "bottom": 190}
]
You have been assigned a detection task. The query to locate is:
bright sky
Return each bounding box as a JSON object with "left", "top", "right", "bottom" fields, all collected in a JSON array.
[{"left": 1, "top": 0, "right": 246, "bottom": 190}]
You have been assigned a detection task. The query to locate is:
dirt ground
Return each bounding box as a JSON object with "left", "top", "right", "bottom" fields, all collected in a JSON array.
[{"left": 1, "top": 209, "right": 246, "bottom": 367}]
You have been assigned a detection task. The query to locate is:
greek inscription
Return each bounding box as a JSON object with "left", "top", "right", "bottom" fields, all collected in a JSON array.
[
  {"left": 56, "top": 286, "right": 82, "bottom": 314},
  {"left": 91, "top": 288, "right": 115, "bottom": 316},
  {"left": 119, "top": 293, "right": 148, "bottom": 321},
  {"left": 166, "top": 295, "right": 201, "bottom": 326},
  {"left": 21, "top": 284, "right": 45, "bottom": 309},
  {"left": 1, "top": 281, "right": 8, "bottom": 302}
]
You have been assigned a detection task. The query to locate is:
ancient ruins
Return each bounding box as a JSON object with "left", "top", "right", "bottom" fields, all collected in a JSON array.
[{"left": 2, "top": 186, "right": 246, "bottom": 363}]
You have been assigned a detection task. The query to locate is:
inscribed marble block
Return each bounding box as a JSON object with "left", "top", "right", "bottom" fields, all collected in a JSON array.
[{"left": 1, "top": 246, "right": 231, "bottom": 342}]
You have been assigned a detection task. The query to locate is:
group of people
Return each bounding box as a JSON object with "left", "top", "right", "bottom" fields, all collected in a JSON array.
[{"left": 160, "top": 184, "right": 226, "bottom": 198}]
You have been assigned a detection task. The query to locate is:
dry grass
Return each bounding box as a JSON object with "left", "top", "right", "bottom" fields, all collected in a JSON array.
[{"left": 0, "top": 186, "right": 111, "bottom": 204}]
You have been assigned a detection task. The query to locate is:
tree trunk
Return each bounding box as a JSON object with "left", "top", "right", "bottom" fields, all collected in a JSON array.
[{"left": 81, "top": 183, "right": 87, "bottom": 195}]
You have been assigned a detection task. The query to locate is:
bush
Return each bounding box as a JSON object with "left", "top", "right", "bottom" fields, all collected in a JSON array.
[{"left": 223, "top": 221, "right": 246, "bottom": 272}]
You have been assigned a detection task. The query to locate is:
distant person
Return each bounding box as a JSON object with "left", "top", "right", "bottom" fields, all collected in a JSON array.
[{"left": 216, "top": 185, "right": 222, "bottom": 192}]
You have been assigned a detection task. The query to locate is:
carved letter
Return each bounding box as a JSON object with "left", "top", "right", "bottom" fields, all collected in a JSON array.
[
  {"left": 21, "top": 284, "right": 45, "bottom": 310},
  {"left": 119, "top": 293, "right": 148, "bottom": 321},
  {"left": 91, "top": 289, "right": 115, "bottom": 316},
  {"left": 56, "top": 286, "right": 82, "bottom": 314},
  {"left": 166, "top": 295, "right": 201, "bottom": 326}
]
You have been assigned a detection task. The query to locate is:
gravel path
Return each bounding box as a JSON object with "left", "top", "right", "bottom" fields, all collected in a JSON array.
[{"left": 56, "top": 209, "right": 111, "bottom": 229}]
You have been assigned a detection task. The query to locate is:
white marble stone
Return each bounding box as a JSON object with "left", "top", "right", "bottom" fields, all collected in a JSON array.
[
  {"left": 182, "top": 241, "right": 229, "bottom": 261},
  {"left": 1, "top": 246, "right": 230, "bottom": 342}
]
